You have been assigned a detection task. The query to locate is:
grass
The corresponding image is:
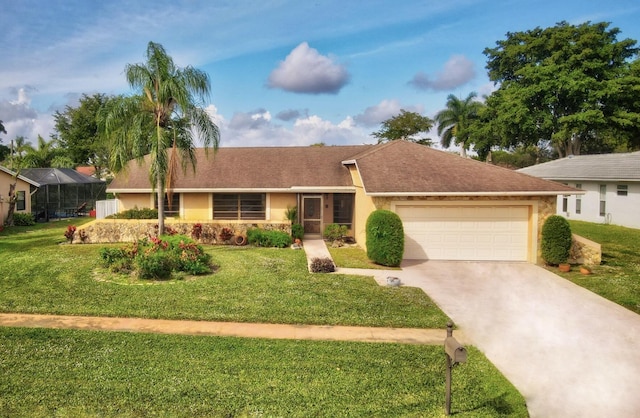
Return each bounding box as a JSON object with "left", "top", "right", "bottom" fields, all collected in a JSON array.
[
  {"left": 563, "top": 221, "right": 640, "bottom": 314},
  {"left": 328, "top": 245, "right": 401, "bottom": 270},
  {"left": 0, "top": 327, "right": 528, "bottom": 417},
  {"left": 0, "top": 220, "right": 447, "bottom": 328}
]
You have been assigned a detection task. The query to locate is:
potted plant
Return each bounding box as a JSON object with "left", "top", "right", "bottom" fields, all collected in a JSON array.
[
  {"left": 579, "top": 265, "right": 592, "bottom": 275},
  {"left": 558, "top": 263, "right": 571, "bottom": 272}
]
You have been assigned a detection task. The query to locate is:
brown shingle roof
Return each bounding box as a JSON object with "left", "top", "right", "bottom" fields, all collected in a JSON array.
[
  {"left": 347, "top": 140, "right": 578, "bottom": 195},
  {"left": 108, "top": 145, "right": 372, "bottom": 191},
  {"left": 108, "top": 141, "right": 578, "bottom": 195}
]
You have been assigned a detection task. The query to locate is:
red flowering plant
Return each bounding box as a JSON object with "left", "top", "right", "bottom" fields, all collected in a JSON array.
[
  {"left": 64, "top": 225, "right": 77, "bottom": 243},
  {"left": 191, "top": 223, "right": 203, "bottom": 240}
]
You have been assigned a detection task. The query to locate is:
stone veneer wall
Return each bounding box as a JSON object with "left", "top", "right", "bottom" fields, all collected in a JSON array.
[
  {"left": 371, "top": 195, "right": 557, "bottom": 264},
  {"left": 569, "top": 234, "right": 602, "bottom": 266},
  {"left": 75, "top": 219, "right": 290, "bottom": 244}
]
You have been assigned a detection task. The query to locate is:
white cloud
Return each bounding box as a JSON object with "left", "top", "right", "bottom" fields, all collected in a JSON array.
[
  {"left": 354, "top": 99, "right": 425, "bottom": 127},
  {"left": 267, "top": 42, "right": 350, "bottom": 94},
  {"left": 0, "top": 88, "right": 53, "bottom": 144},
  {"left": 409, "top": 54, "right": 476, "bottom": 91}
]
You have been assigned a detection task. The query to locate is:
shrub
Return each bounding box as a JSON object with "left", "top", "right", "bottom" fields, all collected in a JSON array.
[
  {"left": 137, "top": 250, "right": 175, "bottom": 280},
  {"left": 291, "top": 223, "right": 304, "bottom": 240},
  {"left": 247, "top": 228, "right": 292, "bottom": 248},
  {"left": 12, "top": 213, "right": 35, "bottom": 226},
  {"left": 99, "top": 247, "right": 126, "bottom": 265},
  {"left": 310, "top": 257, "right": 335, "bottom": 273},
  {"left": 541, "top": 215, "right": 572, "bottom": 265},
  {"left": 99, "top": 234, "right": 212, "bottom": 279},
  {"left": 161, "top": 234, "right": 212, "bottom": 275},
  {"left": 323, "top": 223, "right": 348, "bottom": 241},
  {"left": 191, "top": 223, "right": 203, "bottom": 240},
  {"left": 285, "top": 206, "right": 298, "bottom": 222},
  {"left": 219, "top": 227, "right": 234, "bottom": 242},
  {"left": 106, "top": 207, "right": 158, "bottom": 219},
  {"left": 64, "top": 225, "right": 77, "bottom": 243},
  {"left": 365, "top": 210, "right": 404, "bottom": 267}
]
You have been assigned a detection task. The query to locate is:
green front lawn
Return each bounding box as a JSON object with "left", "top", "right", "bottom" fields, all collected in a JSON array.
[
  {"left": 0, "top": 220, "right": 447, "bottom": 328},
  {"left": 567, "top": 220, "right": 640, "bottom": 314},
  {"left": 0, "top": 327, "right": 527, "bottom": 417}
]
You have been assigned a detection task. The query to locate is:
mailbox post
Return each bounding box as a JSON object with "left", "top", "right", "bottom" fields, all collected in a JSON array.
[{"left": 444, "top": 321, "right": 467, "bottom": 416}]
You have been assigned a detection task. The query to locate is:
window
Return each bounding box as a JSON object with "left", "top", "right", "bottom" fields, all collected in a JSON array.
[
  {"left": 155, "top": 193, "right": 181, "bottom": 218},
  {"left": 333, "top": 193, "right": 354, "bottom": 228},
  {"left": 16, "top": 191, "right": 26, "bottom": 211},
  {"left": 562, "top": 195, "right": 568, "bottom": 212},
  {"left": 575, "top": 184, "right": 581, "bottom": 214},
  {"left": 213, "top": 193, "right": 265, "bottom": 220},
  {"left": 599, "top": 185, "right": 606, "bottom": 216},
  {"left": 617, "top": 185, "right": 628, "bottom": 196}
]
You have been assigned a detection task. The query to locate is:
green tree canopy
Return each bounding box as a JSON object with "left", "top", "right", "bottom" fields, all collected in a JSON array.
[
  {"left": 103, "top": 41, "right": 220, "bottom": 234},
  {"left": 54, "top": 93, "right": 114, "bottom": 173},
  {"left": 22, "top": 135, "right": 75, "bottom": 168},
  {"left": 371, "top": 110, "right": 433, "bottom": 145},
  {"left": 483, "top": 21, "right": 639, "bottom": 157},
  {"left": 434, "top": 92, "right": 484, "bottom": 157}
]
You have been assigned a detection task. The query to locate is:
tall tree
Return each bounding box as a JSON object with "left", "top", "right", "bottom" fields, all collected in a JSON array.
[
  {"left": 371, "top": 110, "right": 433, "bottom": 145},
  {"left": 54, "top": 93, "right": 113, "bottom": 174},
  {"left": 104, "top": 41, "right": 220, "bottom": 234},
  {"left": 434, "top": 92, "right": 484, "bottom": 157},
  {"left": 22, "top": 135, "right": 75, "bottom": 168},
  {"left": 484, "top": 21, "right": 639, "bottom": 157},
  {"left": 4, "top": 137, "right": 30, "bottom": 226},
  {"left": 0, "top": 121, "right": 9, "bottom": 161}
]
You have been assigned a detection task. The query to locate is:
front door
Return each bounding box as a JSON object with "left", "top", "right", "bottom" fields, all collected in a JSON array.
[{"left": 302, "top": 196, "right": 322, "bottom": 234}]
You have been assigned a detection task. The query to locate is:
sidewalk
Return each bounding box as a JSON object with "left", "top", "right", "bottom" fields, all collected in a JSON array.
[{"left": 0, "top": 313, "right": 458, "bottom": 345}]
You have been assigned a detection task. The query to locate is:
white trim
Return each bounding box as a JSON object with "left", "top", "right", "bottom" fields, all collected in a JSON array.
[
  {"left": 108, "top": 187, "right": 356, "bottom": 194},
  {"left": 371, "top": 190, "right": 583, "bottom": 197},
  {"left": 0, "top": 166, "right": 41, "bottom": 187}
]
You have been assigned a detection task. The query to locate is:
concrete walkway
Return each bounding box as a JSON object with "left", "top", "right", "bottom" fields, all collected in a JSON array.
[
  {"left": 0, "top": 313, "right": 452, "bottom": 345},
  {"left": 301, "top": 236, "right": 334, "bottom": 271}
]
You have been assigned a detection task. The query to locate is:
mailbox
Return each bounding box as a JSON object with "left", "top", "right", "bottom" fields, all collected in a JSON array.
[{"left": 445, "top": 336, "right": 467, "bottom": 364}]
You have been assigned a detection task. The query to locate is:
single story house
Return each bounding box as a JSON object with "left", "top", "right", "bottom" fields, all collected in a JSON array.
[
  {"left": 108, "top": 140, "right": 578, "bottom": 262},
  {"left": 518, "top": 152, "right": 640, "bottom": 229},
  {"left": 0, "top": 165, "right": 40, "bottom": 225}
]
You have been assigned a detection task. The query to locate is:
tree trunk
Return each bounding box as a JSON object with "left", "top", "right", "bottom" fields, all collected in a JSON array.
[
  {"left": 157, "top": 177, "right": 165, "bottom": 236},
  {"left": 5, "top": 182, "right": 16, "bottom": 227}
]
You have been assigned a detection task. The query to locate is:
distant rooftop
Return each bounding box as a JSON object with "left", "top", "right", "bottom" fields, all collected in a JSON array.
[
  {"left": 517, "top": 152, "right": 640, "bottom": 182},
  {"left": 20, "top": 168, "right": 105, "bottom": 185}
]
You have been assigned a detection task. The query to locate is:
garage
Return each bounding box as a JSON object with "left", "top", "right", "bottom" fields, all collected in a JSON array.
[{"left": 395, "top": 205, "right": 530, "bottom": 261}]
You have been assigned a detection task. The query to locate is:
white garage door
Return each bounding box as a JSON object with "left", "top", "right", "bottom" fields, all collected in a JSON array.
[{"left": 396, "top": 205, "right": 529, "bottom": 261}]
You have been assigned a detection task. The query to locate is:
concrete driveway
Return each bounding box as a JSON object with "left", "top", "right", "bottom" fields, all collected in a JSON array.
[{"left": 392, "top": 261, "right": 640, "bottom": 418}]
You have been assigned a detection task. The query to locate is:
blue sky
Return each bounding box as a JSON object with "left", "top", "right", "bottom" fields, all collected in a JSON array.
[{"left": 1, "top": 0, "right": 640, "bottom": 148}]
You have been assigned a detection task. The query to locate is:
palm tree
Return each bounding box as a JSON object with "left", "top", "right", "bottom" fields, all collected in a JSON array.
[
  {"left": 434, "top": 92, "right": 483, "bottom": 157},
  {"left": 104, "top": 42, "right": 220, "bottom": 234},
  {"left": 22, "top": 135, "right": 75, "bottom": 168}
]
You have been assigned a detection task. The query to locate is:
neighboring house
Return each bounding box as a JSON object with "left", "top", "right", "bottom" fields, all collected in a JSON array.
[
  {"left": 108, "top": 140, "right": 578, "bottom": 262},
  {"left": 20, "top": 168, "right": 107, "bottom": 221},
  {"left": 0, "top": 165, "right": 40, "bottom": 225},
  {"left": 518, "top": 152, "right": 640, "bottom": 229}
]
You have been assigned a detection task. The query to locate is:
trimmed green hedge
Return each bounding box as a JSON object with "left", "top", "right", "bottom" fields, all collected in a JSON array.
[
  {"left": 247, "top": 228, "right": 292, "bottom": 248},
  {"left": 366, "top": 210, "right": 404, "bottom": 267},
  {"left": 106, "top": 207, "right": 158, "bottom": 219},
  {"left": 541, "top": 215, "right": 572, "bottom": 265}
]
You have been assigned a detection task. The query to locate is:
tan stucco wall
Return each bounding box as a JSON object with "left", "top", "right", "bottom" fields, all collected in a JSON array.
[
  {"left": 117, "top": 193, "right": 153, "bottom": 212},
  {"left": 348, "top": 166, "right": 377, "bottom": 247},
  {"left": 115, "top": 192, "right": 298, "bottom": 222},
  {"left": 0, "top": 171, "right": 33, "bottom": 224},
  {"left": 269, "top": 193, "right": 297, "bottom": 222},
  {"left": 183, "top": 193, "right": 211, "bottom": 220}
]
